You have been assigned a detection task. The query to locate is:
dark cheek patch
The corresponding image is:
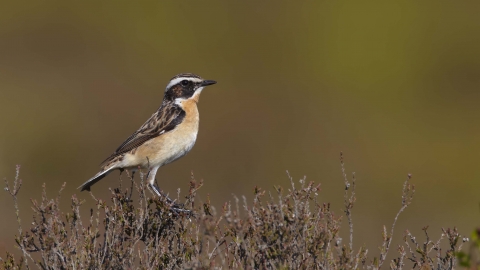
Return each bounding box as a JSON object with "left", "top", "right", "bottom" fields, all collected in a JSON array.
[
  {"left": 179, "top": 86, "right": 194, "bottom": 98},
  {"left": 174, "top": 86, "right": 184, "bottom": 98},
  {"left": 165, "top": 84, "right": 194, "bottom": 100}
]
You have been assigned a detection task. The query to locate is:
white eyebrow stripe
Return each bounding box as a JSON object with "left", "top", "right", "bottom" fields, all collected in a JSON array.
[{"left": 165, "top": 77, "right": 203, "bottom": 91}]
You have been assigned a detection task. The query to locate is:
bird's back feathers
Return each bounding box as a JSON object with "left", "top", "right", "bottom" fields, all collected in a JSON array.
[{"left": 100, "top": 102, "right": 185, "bottom": 168}]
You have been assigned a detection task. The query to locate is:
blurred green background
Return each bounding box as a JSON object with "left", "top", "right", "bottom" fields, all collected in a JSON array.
[{"left": 1, "top": 1, "right": 479, "bottom": 259}]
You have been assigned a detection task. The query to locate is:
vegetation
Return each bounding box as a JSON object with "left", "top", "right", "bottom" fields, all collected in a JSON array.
[{"left": 1, "top": 154, "right": 475, "bottom": 269}]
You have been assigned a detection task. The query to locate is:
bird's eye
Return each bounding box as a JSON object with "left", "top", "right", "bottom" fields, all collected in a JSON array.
[{"left": 181, "top": 80, "right": 189, "bottom": 86}]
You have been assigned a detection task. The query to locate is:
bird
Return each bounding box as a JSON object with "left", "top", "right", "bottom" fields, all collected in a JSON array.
[{"left": 78, "top": 73, "right": 217, "bottom": 206}]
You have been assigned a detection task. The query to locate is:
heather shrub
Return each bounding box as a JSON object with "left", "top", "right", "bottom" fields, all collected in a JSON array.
[{"left": 1, "top": 154, "right": 472, "bottom": 269}]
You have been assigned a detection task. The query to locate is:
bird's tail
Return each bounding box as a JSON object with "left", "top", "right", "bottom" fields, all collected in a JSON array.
[{"left": 78, "top": 167, "right": 115, "bottom": 192}]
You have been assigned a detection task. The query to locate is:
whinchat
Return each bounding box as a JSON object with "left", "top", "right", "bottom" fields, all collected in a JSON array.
[{"left": 78, "top": 73, "right": 217, "bottom": 205}]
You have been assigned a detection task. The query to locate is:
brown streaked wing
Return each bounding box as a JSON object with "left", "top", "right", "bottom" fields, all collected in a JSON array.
[{"left": 100, "top": 103, "right": 186, "bottom": 167}]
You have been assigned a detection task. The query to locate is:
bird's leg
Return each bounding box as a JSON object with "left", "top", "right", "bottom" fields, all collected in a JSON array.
[
  {"left": 151, "top": 182, "right": 192, "bottom": 216},
  {"left": 147, "top": 167, "right": 174, "bottom": 204},
  {"left": 146, "top": 166, "right": 167, "bottom": 199},
  {"left": 149, "top": 183, "right": 175, "bottom": 204},
  {"left": 147, "top": 166, "right": 192, "bottom": 215}
]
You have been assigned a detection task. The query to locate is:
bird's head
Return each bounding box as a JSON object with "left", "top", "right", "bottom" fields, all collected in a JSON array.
[{"left": 164, "top": 73, "right": 216, "bottom": 104}]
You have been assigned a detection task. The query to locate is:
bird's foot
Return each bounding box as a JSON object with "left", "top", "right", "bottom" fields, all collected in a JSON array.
[{"left": 149, "top": 184, "right": 194, "bottom": 217}]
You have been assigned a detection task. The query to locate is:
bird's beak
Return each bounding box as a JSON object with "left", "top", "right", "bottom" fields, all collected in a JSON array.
[{"left": 200, "top": 80, "right": 217, "bottom": 87}]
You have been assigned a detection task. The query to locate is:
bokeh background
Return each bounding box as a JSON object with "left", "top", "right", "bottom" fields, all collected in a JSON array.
[{"left": 1, "top": 1, "right": 479, "bottom": 261}]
